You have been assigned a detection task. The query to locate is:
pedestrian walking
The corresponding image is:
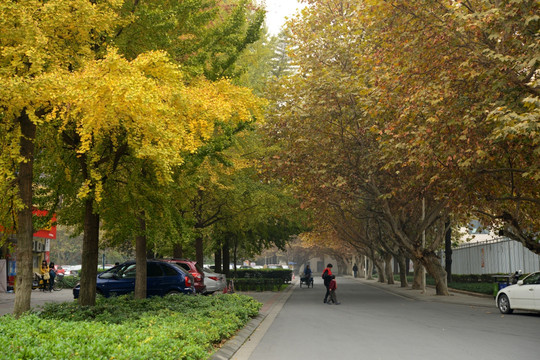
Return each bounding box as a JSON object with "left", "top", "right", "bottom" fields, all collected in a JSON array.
[
  {"left": 322, "top": 263, "right": 333, "bottom": 303},
  {"left": 353, "top": 263, "right": 358, "bottom": 278},
  {"left": 327, "top": 275, "right": 340, "bottom": 305}
]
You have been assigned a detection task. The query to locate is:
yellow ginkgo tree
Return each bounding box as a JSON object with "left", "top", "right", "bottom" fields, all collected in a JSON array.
[
  {"left": 0, "top": 0, "right": 122, "bottom": 317},
  {"left": 46, "top": 48, "right": 264, "bottom": 306}
]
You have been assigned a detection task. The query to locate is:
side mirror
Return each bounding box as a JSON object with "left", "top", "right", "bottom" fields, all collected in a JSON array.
[{"left": 517, "top": 280, "right": 524, "bottom": 286}]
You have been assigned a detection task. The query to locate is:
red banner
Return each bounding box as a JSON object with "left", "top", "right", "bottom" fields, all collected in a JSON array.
[{"left": 32, "top": 210, "right": 57, "bottom": 239}]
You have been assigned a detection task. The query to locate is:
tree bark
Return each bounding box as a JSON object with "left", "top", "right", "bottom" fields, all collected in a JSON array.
[
  {"left": 366, "top": 257, "right": 373, "bottom": 280},
  {"left": 384, "top": 253, "right": 394, "bottom": 284},
  {"left": 424, "top": 253, "right": 449, "bottom": 295},
  {"left": 194, "top": 234, "right": 203, "bottom": 267},
  {"left": 358, "top": 255, "right": 366, "bottom": 278},
  {"left": 412, "top": 259, "right": 423, "bottom": 290},
  {"left": 398, "top": 255, "right": 408, "bottom": 288},
  {"left": 445, "top": 221, "right": 453, "bottom": 283},
  {"left": 13, "top": 110, "right": 36, "bottom": 318},
  {"left": 78, "top": 199, "right": 100, "bottom": 306},
  {"left": 375, "top": 260, "right": 385, "bottom": 283},
  {"left": 214, "top": 247, "right": 222, "bottom": 273},
  {"left": 222, "top": 238, "right": 230, "bottom": 277},
  {"left": 134, "top": 215, "right": 147, "bottom": 299},
  {"left": 172, "top": 243, "right": 183, "bottom": 258}
]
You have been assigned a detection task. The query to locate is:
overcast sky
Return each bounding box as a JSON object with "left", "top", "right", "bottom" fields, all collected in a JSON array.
[{"left": 260, "top": 0, "right": 306, "bottom": 35}]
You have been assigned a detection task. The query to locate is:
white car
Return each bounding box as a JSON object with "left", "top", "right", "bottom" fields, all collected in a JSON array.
[
  {"left": 496, "top": 271, "right": 540, "bottom": 314},
  {"left": 203, "top": 268, "right": 227, "bottom": 294}
]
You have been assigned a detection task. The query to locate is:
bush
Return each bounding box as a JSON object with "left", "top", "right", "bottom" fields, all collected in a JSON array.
[
  {"left": 232, "top": 278, "right": 287, "bottom": 292},
  {"left": 55, "top": 275, "right": 79, "bottom": 289},
  {"left": 0, "top": 294, "right": 261, "bottom": 359},
  {"left": 233, "top": 269, "right": 292, "bottom": 283}
]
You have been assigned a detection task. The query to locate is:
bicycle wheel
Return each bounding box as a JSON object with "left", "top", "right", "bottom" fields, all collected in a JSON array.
[{"left": 53, "top": 282, "right": 62, "bottom": 291}]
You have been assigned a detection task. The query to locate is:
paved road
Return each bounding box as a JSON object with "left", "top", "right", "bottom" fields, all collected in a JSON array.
[
  {"left": 0, "top": 288, "right": 75, "bottom": 316},
  {"left": 234, "top": 277, "right": 539, "bottom": 360}
]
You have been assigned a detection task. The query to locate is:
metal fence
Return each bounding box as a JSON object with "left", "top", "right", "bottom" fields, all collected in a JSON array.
[{"left": 442, "top": 237, "right": 540, "bottom": 275}]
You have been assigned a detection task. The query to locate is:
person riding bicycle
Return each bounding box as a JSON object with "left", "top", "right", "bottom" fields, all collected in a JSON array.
[{"left": 303, "top": 264, "right": 312, "bottom": 280}]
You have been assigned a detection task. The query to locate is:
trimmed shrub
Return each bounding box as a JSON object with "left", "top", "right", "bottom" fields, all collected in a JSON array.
[
  {"left": 233, "top": 269, "right": 292, "bottom": 283},
  {"left": 0, "top": 294, "right": 261, "bottom": 359}
]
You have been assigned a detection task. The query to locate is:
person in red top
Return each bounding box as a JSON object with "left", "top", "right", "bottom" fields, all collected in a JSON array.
[
  {"left": 322, "top": 264, "right": 333, "bottom": 303},
  {"left": 327, "top": 275, "right": 340, "bottom": 305}
]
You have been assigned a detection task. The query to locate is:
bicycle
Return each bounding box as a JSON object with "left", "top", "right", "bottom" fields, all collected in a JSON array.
[{"left": 52, "top": 273, "right": 68, "bottom": 291}]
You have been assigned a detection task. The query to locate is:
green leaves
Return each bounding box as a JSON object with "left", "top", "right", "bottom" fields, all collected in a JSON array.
[{"left": 0, "top": 294, "right": 261, "bottom": 359}]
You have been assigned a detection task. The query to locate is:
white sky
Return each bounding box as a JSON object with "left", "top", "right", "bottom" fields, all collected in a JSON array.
[{"left": 259, "top": 0, "right": 306, "bottom": 36}]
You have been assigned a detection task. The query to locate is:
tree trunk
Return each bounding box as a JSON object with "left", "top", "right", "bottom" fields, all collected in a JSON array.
[
  {"left": 398, "top": 255, "right": 408, "bottom": 288},
  {"left": 358, "top": 255, "right": 366, "bottom": 278},
  {"left": 79, "top": 199, "right": 100, "bottom": 306},
  {"left": 214, "top": 247, "right": 222, "bottom": 273},
  {"left": 233, "top": 237, "right": 238, "bottom": 274},
  {"left": 424, "top": 253, "right": 449, "bottom": 295},
  {"left": 134, "top": 215, "right": 147, "bottom": 300},
  {"left": 195, "top": 234, "right": 203, "bottom": 268},
  {"left": 445, "top": 221, "right": 453, "bottom": 283},
  {"left": 13, "top": 111, "right": 36, "bottom": 318},
  {"left": 172, "top": 243, "right": 183, "bottom": 258},
  {"left": 384, "top": 254, "right": 394, "bottom": 285},
  {"left": 222, "top": 238, "right": 230, "bottom": 277},
  {"left": 412, "top": 259, "right": 423, "bottom": 290},
  {"left": 366, "top": 257, "right": 373, "bottom": 280},
  {"left": 375, "top": 261, "right": 385, "bottom": 283}
]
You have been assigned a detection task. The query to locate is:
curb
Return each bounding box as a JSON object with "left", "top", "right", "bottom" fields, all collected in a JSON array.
[{"left": 210, "top": 313, "right": 267, "bottom": 360}]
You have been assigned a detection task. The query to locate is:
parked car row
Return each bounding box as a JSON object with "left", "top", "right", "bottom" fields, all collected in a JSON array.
[{"left": 73, "top": 259, "right": 228, "bottom": 299}]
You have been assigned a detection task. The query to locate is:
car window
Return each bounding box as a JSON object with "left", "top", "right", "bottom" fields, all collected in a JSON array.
[
  {"left": 99, "top": 263, "right": 129, "bottom": 279},
  {"left": 119, "top": 264, "right": 136, "bottom": 278},
  {"left": 147, "top": 262, "right": 163, "bottom": 277},
  {"left": 195, "top": 263, "right": 205, "bottom": 275},
  {"left": 523, "top": 273, "right": 540, "bottom": 285},
  {"left": 178, "top": 263, "right": 190, "bottom": 271},
  {"left": 162, "top": 263, "right": 178, "bottom": 276}
]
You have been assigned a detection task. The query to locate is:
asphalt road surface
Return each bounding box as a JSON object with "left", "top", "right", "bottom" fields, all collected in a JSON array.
[{"left": 243, "top": 277, "right": 539, "bottom": 360}]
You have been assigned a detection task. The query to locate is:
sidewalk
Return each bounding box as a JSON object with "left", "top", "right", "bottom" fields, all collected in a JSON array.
[
  {"left": 0, "top": 289, "right": 75, "bottom": 316},
  {"left": 356, "top": 277, "right": 495, "bottom": 308}
]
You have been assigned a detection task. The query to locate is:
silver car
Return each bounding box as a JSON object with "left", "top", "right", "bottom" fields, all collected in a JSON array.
[{"left": 203, "top": 268, "right": 227, "bottom": 294}]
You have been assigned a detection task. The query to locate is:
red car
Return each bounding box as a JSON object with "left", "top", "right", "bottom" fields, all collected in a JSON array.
[{"left": 161, "top": 259, "right": 206, "bottom": 294}]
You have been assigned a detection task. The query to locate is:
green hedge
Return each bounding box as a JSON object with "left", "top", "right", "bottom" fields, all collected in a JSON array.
[
  {"left": 232, "top": 269, "right": 292, "bottom": 283},
  {"left": 0, "top": 294, "right": 261, "bottom": 359},
  {"left": 232, "top": 278, "right": 288, "bottom": 292},
  {"left": 54, "top": 275, "right": 79, "bottom": 289}
]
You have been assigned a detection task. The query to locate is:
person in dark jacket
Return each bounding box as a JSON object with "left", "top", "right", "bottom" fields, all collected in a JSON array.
[
  {"left": 353, "top": 263, "right": 358, "bottom": 278},
  {"left": 49, "top": 262, "right": 56, "bottom": 291},
  {"left": 322, "top": 263, "right": 333, "bottom": 303}
]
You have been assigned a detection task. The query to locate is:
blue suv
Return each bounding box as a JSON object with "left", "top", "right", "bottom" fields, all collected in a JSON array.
[{"left": 73, "top": 260, "right": 195, "bottom": 299}]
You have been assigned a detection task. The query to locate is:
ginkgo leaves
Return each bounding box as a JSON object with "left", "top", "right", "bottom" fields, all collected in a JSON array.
[{"left": 45, "top": 48, "right": 264, "bottom": 201}]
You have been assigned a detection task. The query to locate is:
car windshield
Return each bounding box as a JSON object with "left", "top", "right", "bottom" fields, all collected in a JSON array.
[{"left": 99, "top": 263, "right": 136, "bottom": 279}]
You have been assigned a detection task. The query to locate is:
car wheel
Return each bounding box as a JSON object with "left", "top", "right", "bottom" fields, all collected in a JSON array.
[
  {"left": 167, "top": 290, "right": 181, "bottom": 296},
  {"left": 498, "top": 294, "right": 513, "bottom": 314}
]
